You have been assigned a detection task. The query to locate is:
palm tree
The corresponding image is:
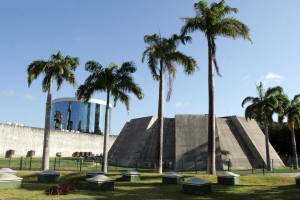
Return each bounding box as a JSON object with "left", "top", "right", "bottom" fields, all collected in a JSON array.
[
  {"left": 181, "top": 0, "right": 251, "bottom": 174},
  {"left": 77, "top": 61, "right": 143, "bottom": 173},
  {"left": 142, "top": 33, "right": 197, "bottom": 174},
  {"left": 242, "top": 82, "right": 285, "bottom": 170},
  {"left": 280, "top": 95, "right": 300, "bottom": 169},
  {"left": 27, "top": 51, "right": 79, "bottom": 170}
]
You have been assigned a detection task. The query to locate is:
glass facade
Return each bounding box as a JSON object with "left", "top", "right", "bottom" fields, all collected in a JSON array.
[{"left": 50, "top": 98, "right": 111, "bottom": 134}]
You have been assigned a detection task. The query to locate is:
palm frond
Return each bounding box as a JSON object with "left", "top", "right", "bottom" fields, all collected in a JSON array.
[{"left": 265, "top": 86, "right": 283, "bottom": 97}]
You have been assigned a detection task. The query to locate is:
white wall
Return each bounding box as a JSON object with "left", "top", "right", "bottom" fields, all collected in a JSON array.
[{"left": 0, "top": 123, "right": 117, "bottom": 157}]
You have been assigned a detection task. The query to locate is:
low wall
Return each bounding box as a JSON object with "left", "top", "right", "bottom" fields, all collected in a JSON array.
[{"left": 0, "top": 123, "right": 117, "bottom": 157}]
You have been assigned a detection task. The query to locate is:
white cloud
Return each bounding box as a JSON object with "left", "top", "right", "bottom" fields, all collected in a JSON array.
[
  {"left": 23, "top": 94, "right": 36, "bottom": 101},
  {"left": 259, "top": 72, "right": 284, "bottom": 86},
  {"left": 174, "top": 101, "right": 191, "bottom": 108},
  {"left": 0, "top": 90, "right": 36, "bottom": 102},
  {"left": 242, "top": 75, "right": 250, "bottom": 81},
  {"left": 0, "top": 90, "right": 16, "bottom": 97}
]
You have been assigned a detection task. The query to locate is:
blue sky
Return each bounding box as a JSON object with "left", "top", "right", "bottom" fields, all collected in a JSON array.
[{"left": 0, "top": 0, "right": 299, "bottom": 134}]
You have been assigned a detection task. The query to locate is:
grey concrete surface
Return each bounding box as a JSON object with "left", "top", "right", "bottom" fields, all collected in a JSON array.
[
  {"left": 0, "top": 123, "right": 116, "bottom": 157},
  {"left": 108, "top": 115, "right": 285, "bottom": 170}
]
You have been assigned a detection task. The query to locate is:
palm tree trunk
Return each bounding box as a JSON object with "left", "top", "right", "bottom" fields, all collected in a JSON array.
[
  {"left": 207, "top": 36, "right": 216, "bottom": 175},
  {"left": 263, "top": 117, "right": 271, "bottom": 170},
  {"left": 102, "top": 90, "right": 110, "bottom": 173},
  {"left": 157, "top": 61, "right": 164, "bottom": 174},
  {"left": 42, "top": 83, "right": 52, "bottom": 170},
  {"left": 291, "top": 128, "right": 299, "bottom": 169}
]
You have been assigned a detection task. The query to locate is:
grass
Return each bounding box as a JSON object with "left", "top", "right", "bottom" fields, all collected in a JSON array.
[{"left": 0, "top": 170, "right": 299, "bottom": 200}]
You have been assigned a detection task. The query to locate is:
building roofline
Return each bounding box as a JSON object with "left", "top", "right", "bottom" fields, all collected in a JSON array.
[{"left": 52, "top": 97, "right": 113, "bottom": 108}]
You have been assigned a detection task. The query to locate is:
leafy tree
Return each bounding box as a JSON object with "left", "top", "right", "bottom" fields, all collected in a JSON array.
[
  {"left": 279, "top": 94, "right": 300, "bottom": 169},
  {"left": 142, "top": 33, "right": 197, "bottom": 174},
  {"left": 77, "top": 61, "right": 143, "bottom": 173},
  {"left": 181, "top": 0, "right": 251, "bottom": 174},
  {"left": 242, "top": 82, "right": 285, "bottom": 170},
  {"left": 27, "top": 51, "right": 79, "bottom": 170}
]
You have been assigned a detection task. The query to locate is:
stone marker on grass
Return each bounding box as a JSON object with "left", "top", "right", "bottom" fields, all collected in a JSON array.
[
  {"left": 217, "top": 171, "right": 240, "bottom": 185},
  {"left": 38, "top": 170, "right": 60, "bottom": 183},
  {"left": 182, "top": 178, "right": 211, "bottom": 195},
  {"left": 296, "top": 176, "right": 300, "bottom": 188},
  {"left": 86, "top": 171, "right": 104, "bottom": 178},
  {"left": 0, "top": 173, "right": 23, "bottom": 189},
  {"left": 121, "top": 170, "right": 141, "bottom": 182},
  {"left": 162, "top": 172, "right": 184, "bottom": 184},
  {"left": 0, "top": 168, "right": 17, "bottom": 175},
  {"left": 86, "top": 175, "right": 115, "bottom": 191}
]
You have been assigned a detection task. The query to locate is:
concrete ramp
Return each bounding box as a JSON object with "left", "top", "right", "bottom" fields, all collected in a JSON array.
[
  {"left": 216, "top": 118, "right": 252, "bottom": 169},
  {"left": 108, "top": 116, "right": 156, "bottom": 167},
  {"left": 230, "top": 116, "right": 285, "bottom": 168}
]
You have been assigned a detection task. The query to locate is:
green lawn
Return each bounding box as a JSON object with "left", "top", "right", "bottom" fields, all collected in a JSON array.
[{"left": 0, "top": 171, "right": 299, "bottom": 200}]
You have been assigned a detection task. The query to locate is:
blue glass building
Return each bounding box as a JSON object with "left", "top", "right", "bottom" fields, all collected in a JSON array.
[{"left": 50, "top": 97, "right": 111, "bottom": 134}]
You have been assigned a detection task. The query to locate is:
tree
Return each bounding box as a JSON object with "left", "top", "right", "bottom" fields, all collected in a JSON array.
[
  {"left": 27, "top": 51, "right": 79, "bottom": 170},
  {"left": 142, "top": 33, "right": 197, "bottom": 174},
  {"left": 77, "top": 61, "right": 143, "bottom": 173},
  {"left": 181, "top": 0, "right": 251, "bottom": 174},
  {"left": 280, "top": 94, "right": 300, "bottom": 169},
  {"left": 242, "top": 82, "right": 285, "bottom": 170}
]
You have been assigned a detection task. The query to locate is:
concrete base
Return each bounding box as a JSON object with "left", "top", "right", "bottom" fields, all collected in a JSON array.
[
  {"left": 182, "top": 178, "right": 211, "bottom": 195},
  {"left": 121, "top": 175, "right": 140, "bottom": 182},
  {"left": 217, "top": 176, "right": 239, "bottom": 185},
  {"left": 162, "top": 176, "right": 184, "bottom": 184},
  {"left": 87, "top": 181, "right": 114, "bottom": 191},
  {"left": 86, "top": 171, "right": 104, "bottom": 178},
  {"left": 296, "top": 176, "right": 300, "bottom": 188},
  {"left": 0, "top": 180, "right": 22, "bottom": 189},
  {"left": 0, "top": 173, "right": 23, "bottom": 189},
  {"left": 38, "top": 174, "right": 60, "bottom": 183}
]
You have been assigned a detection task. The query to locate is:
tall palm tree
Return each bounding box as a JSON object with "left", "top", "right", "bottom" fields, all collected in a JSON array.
[
  {"left": 181, "top": 0, "right": 251, "bottom": 174},
  {"left": 77, "top": 61, "right": 143, "bottom": 173},
  {"left": 242, "top": 82, "right": 285, "bottom": 170},
  {"left": 27, "top": 51, "right": 79, "bottom": 170},
  {"left": 280, "top": 95, "right": 300, "bottom": 169},
  {"left": 142, "top": 33, "right": 197, "bottom": 174}
]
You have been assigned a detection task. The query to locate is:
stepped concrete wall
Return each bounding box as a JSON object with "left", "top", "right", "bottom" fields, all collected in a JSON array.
[
  {"left": 0, "top": 123, "right": 116, "bottom": 157},
  {"left": 108, "top": 115, "right": 285, "bottom": 170}
]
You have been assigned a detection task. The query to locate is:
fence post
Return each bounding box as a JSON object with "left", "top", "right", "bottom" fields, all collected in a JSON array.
[
  {"left": 262, "top": 163, "right": 265, "bottom": 176},
  {"left": 9, "top": 157, "right": 11, "bottom": 168},
  {"left": 194, "top": 159, "right": 197, "bottom": 174},
  {"left": 79, "top": 159, "right": 82, "bottom": 172},
  {"left": 272, "top": 159, "right": 274, "bottom": 173},
  {"left": 54, "top": 157, "right": 57, "bottom": 171},
  {"left": 29, "top": 157, "right": 32, "bottom": 170},
  {"left": 19, "top": 157, "right": 23, "bottom": 170},
  {"left": 59, "top": 157, "right": 61, "bottom": 170}
]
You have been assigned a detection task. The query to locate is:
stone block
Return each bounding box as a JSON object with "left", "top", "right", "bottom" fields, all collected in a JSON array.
[
  {"left": 182, "top": 178, "right": 211, "bottom": 195},
  {"left": 0, "top": 173, "right": 23, "bottom": 189},
  {"left": 0, "top": 168, "right": 16, "bottom": 175},
  {"left": 121, "top": 170, "right": 141, "bottom": 182},
  {"left": 86, "top": 171, "right": 104, "bottom": 178},
  {"left": 217, "top": 172, "right": 240, "bottom": 185},
  {"left": 296, "top": 176, "right": 300, "bottom": 188},
  {"left": 38, "top": 170, "right": 60, "bottom": 183},
  {"left": 86, "top": 175, "right": 115, "bottom": 191},
  {"left": 162, "top": 172, "right": 184, "bottom": 184}
]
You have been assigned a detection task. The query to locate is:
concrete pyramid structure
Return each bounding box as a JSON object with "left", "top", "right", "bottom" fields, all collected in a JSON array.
[{"left": 108, "top": 115, "right": 284, "bottom": 170}]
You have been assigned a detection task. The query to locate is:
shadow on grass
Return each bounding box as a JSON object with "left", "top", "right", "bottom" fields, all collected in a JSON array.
[{"left": 17, "top": 172, "right": 300, "bottom": 200}]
